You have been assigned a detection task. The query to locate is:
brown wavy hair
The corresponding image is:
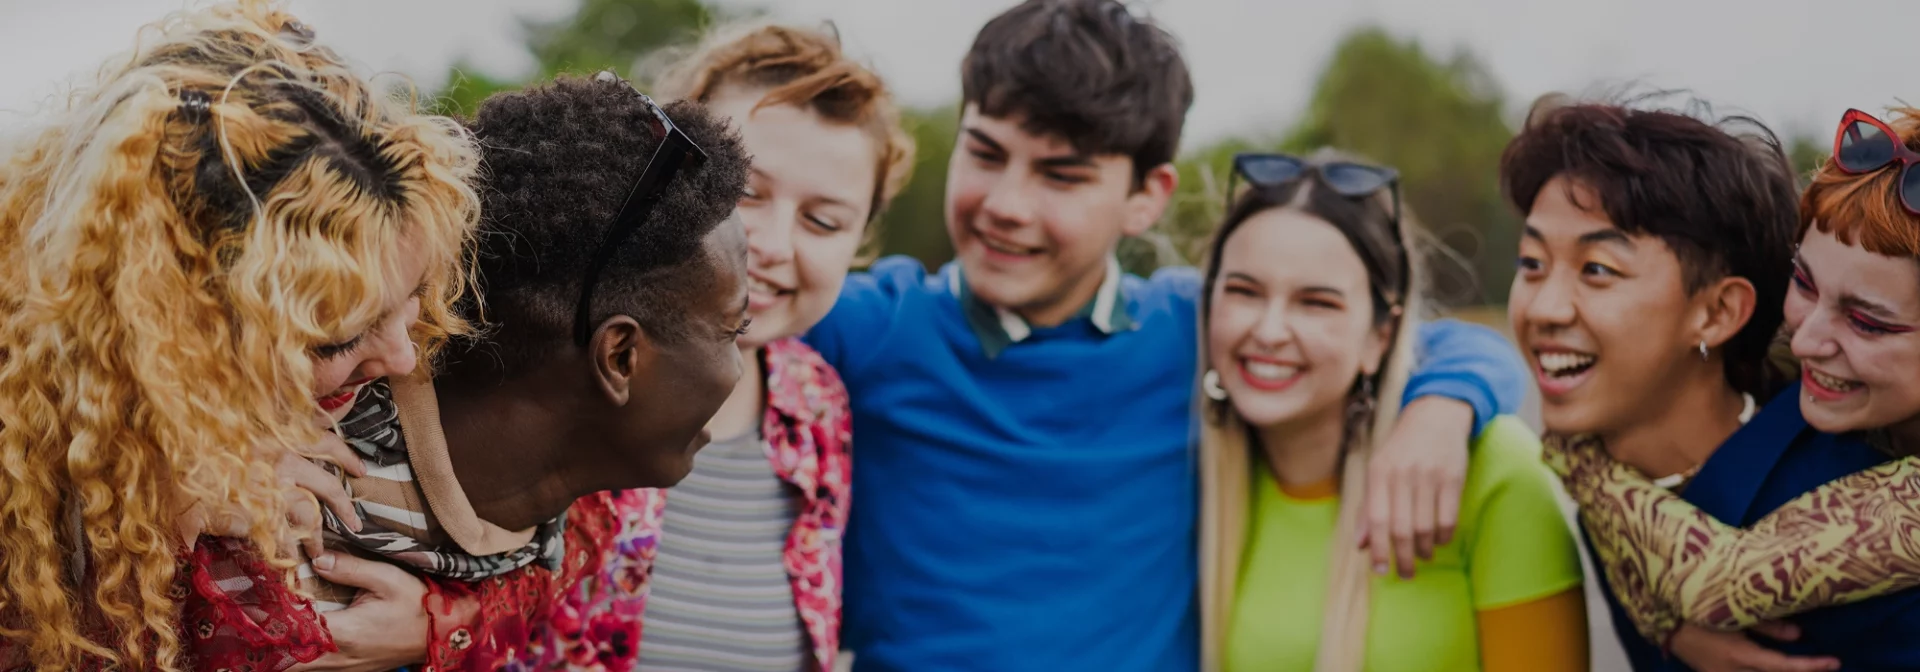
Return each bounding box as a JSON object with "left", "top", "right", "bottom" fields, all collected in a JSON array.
[
  {"left": 1802, "top": 107, "right": 1920, "bottom": 256},
  {"left": 0, "top": 2, "right": 480, "bottom": 668},
  {"left": 651, "top": 21, "right": 914, "bottom": 246}
]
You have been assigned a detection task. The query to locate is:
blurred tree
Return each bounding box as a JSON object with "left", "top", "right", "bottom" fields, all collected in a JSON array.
[
  {"left": 427, "top": 0, "right": 726, "bottom": 117},
  {"left": 872, "top": 104, "right": 959, "bottom": 269},
  {"left": 1158, "top": 27, "right": 1516, "bottom": 306},
  {"left": 1787, "top": 134, "right": 1829, "bottom": 184}
]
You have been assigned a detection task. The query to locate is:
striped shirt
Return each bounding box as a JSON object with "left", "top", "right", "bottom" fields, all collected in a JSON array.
[{"left": 637, "top": 430, "right": 808, "bottom": 671}]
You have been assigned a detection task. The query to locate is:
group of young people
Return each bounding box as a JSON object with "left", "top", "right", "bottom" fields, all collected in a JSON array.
[{"left": 3, "top": 0, "right": 1920, "bottom": 671}]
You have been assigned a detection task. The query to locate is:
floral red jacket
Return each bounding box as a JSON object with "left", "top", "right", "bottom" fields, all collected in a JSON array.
[{"left": 422, "top": 337, "right": 853, "bottom": 671}]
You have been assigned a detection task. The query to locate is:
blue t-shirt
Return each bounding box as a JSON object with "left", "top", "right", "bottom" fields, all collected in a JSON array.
[{"left": 804, "top": 257, "right": 1526, "bottom": 672}]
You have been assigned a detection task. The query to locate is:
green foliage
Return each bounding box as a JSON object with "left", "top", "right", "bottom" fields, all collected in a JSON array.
[
  {"left": 426, "top": 0, "right": 728, "bottom": 118},
  {"left": 871, "top": 105, "right": 960, "bottom": 269},
  {"left": 525, "top": 0, "right": 720, "bottom": 78},
  {"left": 1157, "top": 27, "right": 1517, "bottom": 306},
  {"left": 1787, "top": 134, "right": 1829, "bottom": 184}
]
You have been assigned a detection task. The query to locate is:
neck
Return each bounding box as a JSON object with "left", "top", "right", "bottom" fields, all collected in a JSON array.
[
  {"left": 1599, "top": 372, "right": 1745, "bottom": 480},
  {"left": 1014, "top": 258, "right": 1109, "bottom": 328},
  {"left": 436, "top": 362, "right": 604, "bottom": 531},
  {"left": 1253, "top": 404, "right": 1349, "bottom": 490},
  {"left": 1887, "top": 414, "right": 1920, "bottom": 458},
  {"left": 708, "top": 346, "right": 765, "bottom": 440}
]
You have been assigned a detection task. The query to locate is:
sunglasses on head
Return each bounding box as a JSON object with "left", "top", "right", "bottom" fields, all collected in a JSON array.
[
  {"left": 1228, "top": 153, "right": 1402, "bottom": 223},
  {"left": 573, "top": 72, "right": 709, "bottom": 346},
  {"left": 1832, "top": 108, "right": 1920, "bottom": 216},
  {"left": 1226, "top": 153, "right": 1410, "bottom": 308}
]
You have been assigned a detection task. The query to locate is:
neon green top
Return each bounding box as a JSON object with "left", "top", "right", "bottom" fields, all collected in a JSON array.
[{"left": 1222, "top": 416, "right": 1584, "bottom": 671}]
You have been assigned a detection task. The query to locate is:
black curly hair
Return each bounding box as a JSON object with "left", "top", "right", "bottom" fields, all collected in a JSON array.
[{"left": 458, "top": 74, "right": 749, "bottom": 376}]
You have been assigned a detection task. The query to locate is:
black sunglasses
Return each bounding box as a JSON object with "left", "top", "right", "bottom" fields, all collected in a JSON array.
[
  {"left": 1227, "top": 153, "right": 1402, "bottom": 221},
  {"left": 1227, "top": 153, "right": 1409, "bottom": 306},
  {"left": 573, "top": 72, "right": 709, "bottom": 346}
]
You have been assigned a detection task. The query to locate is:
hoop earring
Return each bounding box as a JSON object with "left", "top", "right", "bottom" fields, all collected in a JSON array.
[
  {"left": 1203, "top": 369, "right": 1228, "bottom": 401},
  {"left": 1698, "top": 340, "right": 1708, "bottom": 361}
]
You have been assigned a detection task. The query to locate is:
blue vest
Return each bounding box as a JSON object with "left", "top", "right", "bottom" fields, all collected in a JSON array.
[{"left": 1591, "top": 382, "right": 1920, "bottom": 671}]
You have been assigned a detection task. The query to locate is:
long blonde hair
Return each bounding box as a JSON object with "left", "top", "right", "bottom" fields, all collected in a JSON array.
[
  {"left": 1197, "top": 152, "right": 1423, "bottom": 672},
  {"left": 649, "top": 21, "right": 915, "bottom": 240},
  {"left": 0, "top": 2, "right": 480, "bottom": 668}
]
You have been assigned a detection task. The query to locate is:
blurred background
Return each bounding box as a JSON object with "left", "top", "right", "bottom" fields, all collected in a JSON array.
[{"left": 6, "top": 1, "right": 1919, "bottom": 669}]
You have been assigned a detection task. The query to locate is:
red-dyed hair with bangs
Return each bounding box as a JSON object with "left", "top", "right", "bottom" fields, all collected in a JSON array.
[{"left": 1801, "top": 107, "right": 1920, "bottom": 256}]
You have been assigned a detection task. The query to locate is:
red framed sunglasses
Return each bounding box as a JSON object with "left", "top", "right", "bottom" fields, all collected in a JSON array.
[{"left": 1832, "top": 108, "right": 1920, "bottom": 215}]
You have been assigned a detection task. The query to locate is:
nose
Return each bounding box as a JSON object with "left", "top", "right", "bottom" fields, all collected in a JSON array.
[
  {"left": 979, "top": 170, "right": 1038, "bottom": 229},
  {"left": 1520, "top": 270, "right": 1578, "bottom": 330},
  {"left": 355, "top": 301, "right": 421, "bottom": 381},
  {"left": 742, "top": 202, "right": 794, "bottom": 269},
  {"left": 1789, "top": 304, "right": 1842, "bottom": 362},
  {"left": 1249, "top": 300, "right": 1296, "bottom": 349}
]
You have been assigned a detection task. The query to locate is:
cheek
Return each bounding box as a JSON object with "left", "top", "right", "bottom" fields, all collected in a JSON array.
[
  {"left": 1782, "top": 289, "right": 1812, "bottom": 332},
  {"left": 944, "top": 163, "right": 988, "bottom": 222},
  {"left": 310, "top": 356, "right": 353, "bottom": 396},
  {"left": 1206, "top": 304, "right": 1256, "bottom": 369}
]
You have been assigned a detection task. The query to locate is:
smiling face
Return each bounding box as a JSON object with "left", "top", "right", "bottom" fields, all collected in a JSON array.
[
  {"left": 944, "top": 105, "right": 1164, "bottom": 326},
  {"left": 707, "top": 86, "right": 878, "bottom": 350},
  {"left": 1207, "top": 206, "right": 1389, "bottom": 430},
  {"left": 310, "top": 237, "right": 429, "bottom": 423},
  {"left": 1510, "top": 176, "right": 1708, "bottom": 436},
  {"left": 1786, "top": 226, "right": 1920, "bottom": 434}
]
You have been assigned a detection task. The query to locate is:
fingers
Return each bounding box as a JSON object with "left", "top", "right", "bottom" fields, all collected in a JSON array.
[
  {"left": 1411, "top": 466, "right": 1437, "bottom": 561},
  {"left": 310, "top": 551, "right": 418, "bottom": 598},
  {"left": 281, "top": 454, "right": 361, "bottom": 533},
  {"left": 1741, "top": 648, "right": 1841, "bottom": 672},
  {"left": 1434, "top": 469, "right": 1462, "bottom": 547},
  {"left": 1364, "top": 462, "right": 1392, "bottom": 576},
  {"left": 1748, "top": 620, "right": 1802, "bottom": 642},
  {"left": 307, "top": 432, "right": 367, "bottom": 478},
  {"left": 1389, "top": 468, "right": 1417, "bottom": 579}
]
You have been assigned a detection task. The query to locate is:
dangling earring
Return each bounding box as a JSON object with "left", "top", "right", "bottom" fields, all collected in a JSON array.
[
  {"left": 1203, "top": 369, "right": 1228, "bottom": 401},
  {"left": 1347, "top": 375, "right": 1377, "bottom": 420},
  {"left": 1698, "top": 340, "right": 1709, "bottom": 361}
]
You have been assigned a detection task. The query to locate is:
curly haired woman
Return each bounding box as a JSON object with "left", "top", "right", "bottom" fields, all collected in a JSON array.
[{"left": 0, "top": 2, "right": 480, "bottom": 670}]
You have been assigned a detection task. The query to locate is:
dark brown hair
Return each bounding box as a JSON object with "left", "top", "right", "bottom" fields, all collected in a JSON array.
[
  {"left": 962, "top": 0, "right": 1193, "bottom": 184},
  {"left": 1500, "top": 93, "right": 1800, "bottom": 397}
]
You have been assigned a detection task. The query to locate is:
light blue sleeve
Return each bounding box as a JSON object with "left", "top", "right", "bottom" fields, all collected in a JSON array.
[{"left": 1404, "top": 319, "right": 1529, "bottom": 438}]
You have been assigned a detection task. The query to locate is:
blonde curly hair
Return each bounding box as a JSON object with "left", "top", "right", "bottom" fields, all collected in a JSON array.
[{"left": 0, "top": 2, "right": 480, "bottom": 669}]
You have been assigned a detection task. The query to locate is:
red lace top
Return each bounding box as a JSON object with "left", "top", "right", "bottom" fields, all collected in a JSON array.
[{"left": 1, "top": 537, "right": 335, "bottom": 672}]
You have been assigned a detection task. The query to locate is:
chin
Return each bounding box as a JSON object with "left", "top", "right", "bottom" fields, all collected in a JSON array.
[
  {"left": 1799, "top": 403, "right": 1872, "bottom": 435},
  {"left": 1537, "top": 404, "right": 1609, "bottom": 437}
]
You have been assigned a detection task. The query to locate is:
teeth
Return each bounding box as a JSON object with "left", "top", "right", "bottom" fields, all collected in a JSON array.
[
  {"left": 1538, "top": 352, "right": 1596, "bottom": 374},
  {"left": 1244, "top": 361, "right": 1300, "bottom": 381},
  {"left": 1810, "top": 369, "right": 1859, "bottom": 391},
  {"left": 748, "top": 277, "right": 783, "bottom": 295},
  {"left": 980, "top": 236, "right": 1036, "bottom": 256}
]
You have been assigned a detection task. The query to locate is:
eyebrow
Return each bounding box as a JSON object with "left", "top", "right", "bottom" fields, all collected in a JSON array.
[
  {"left": 963, "top": 128, "right": 1094, "bottom": 169},
  {"left": 1520, "top": 224, "right": 1635, "bottom": 249},
  {"left": 1839, "top": 294, "right": 1905, "bottom": 321},
  {"left": 1223, "top": 272, "right": 1346, "bottom": 297}
]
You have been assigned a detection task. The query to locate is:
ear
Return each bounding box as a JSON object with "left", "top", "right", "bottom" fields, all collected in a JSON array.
[
  {"left": 1122, "top": 162, "right": 1179, "bottom": 238},
  {"left": 1694, "top": 275, "right": 1758, "bottom": 351},
  {"left": 590, "top": 315, "right": 656, "bottom": 406},
  {"left": 1358, "top": 308, "right": 1402, "bottom": 376}
]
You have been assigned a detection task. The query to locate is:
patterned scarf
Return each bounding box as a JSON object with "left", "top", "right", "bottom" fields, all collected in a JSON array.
[{"left": 319, "top": 380, "right": 566, "bottom": 580}]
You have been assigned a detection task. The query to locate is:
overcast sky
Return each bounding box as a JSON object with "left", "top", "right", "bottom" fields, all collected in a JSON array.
[{"left": 2, "top": 0, "right": 1915, "bottom": 146}]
